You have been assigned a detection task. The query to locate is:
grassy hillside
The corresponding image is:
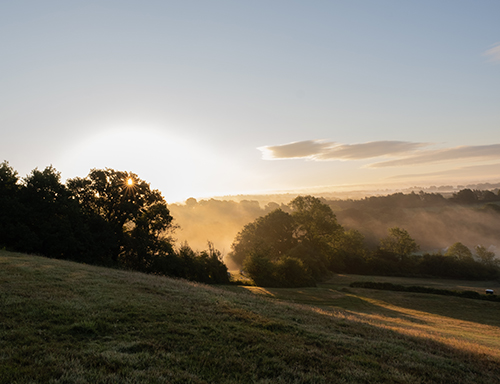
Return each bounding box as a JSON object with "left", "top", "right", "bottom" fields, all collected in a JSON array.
[{"left": 1, "top": 251, "right": 500, "bottom": 383}]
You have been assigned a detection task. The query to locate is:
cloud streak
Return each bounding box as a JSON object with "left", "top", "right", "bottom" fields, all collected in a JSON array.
[
  {"left": 369, "top": 144, "right": 500, "bottom": 168},
  {"left": 484, "top": 42, "right": 500, "bottom": 64},
  {"left": 259, "top": 140, "right": 333, "bottom": 160},
  {"left": 259, "top": 140, "right": 427, "bottom": 161},
  {"left": 388, "top": 162, "right": 500, "bottom": 180},
  {"left": 259, "top": 140, "right": 500, "bottom": 168}
]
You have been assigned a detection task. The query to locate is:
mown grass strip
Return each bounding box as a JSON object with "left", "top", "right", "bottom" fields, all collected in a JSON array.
[{"left": 350, "top": 281, "right": 500, "bottom": 301}]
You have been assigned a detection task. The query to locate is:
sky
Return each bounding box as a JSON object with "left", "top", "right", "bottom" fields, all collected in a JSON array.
[{"left": 1, "top": 1, "right": 500, "bottom": 203}]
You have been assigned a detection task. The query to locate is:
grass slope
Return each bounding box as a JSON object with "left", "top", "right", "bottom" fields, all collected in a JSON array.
[{"left": 1, "top": 251, "right": 500, "bottom": 383}]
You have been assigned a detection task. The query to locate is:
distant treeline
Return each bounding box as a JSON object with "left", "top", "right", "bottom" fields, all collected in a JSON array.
[
  {"left": 3, "top": 159, "right": 500, "bottom": 288},
  {"left": 332, "top": 190, "right": 500, "bottom": 250},
  {"left": 171, "top": 189, "right": 500, "bottom": 269},
  {"left": 229, "top": 196, "right": 500, "bottom": 287},
  {"left": 0, "top": 161, "right": 229, "bottom": 284}
]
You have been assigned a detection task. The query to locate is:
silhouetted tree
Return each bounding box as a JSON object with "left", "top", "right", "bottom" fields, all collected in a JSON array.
[
  {"left": 174, "top": 242, "right": 230, "bottom": 284},
  {"left": 289, "top": 195, "right": 343, "bottom": 247},
  {"left": 229, "top": 208, "right": 296, "bottom": 266},
  {"left": 330, "top": 229, "right": 368, "bottom": 274},
  {"left": 231, "top": 196, "right": 346, "bottom": 286},
  {"left": 451, "top": 189, "right": 477, "bottom": 205},
  {"left": 243, "top": 249, "right": 277, "bottom": 287},
  {"left": 0, "top": 161, "right": 27, "bottom": 250},
  {"left": 67, "top": 168, "right": 175, "bottom": 269}
]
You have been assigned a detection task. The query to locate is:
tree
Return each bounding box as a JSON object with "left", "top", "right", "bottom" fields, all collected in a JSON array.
[
  {"left": 230, "top": 196, "right": 345, "bottom": 286},
  {"left": 20, "top": 166, "right": 80, "bottom": 258},
  {"left": 445, "top": 242, "right": 473, "bottom": 261},
  {"left": 174, "top": 242, "right": 230, "bottom": 284},
  {"left": 274, "top": 256, "right": 313, "bottom": 287},
  {"left": 0, "top": 161, "right": 26, "bottom": 250},
  {"left": 331, "top": 229, "right": 367, "bottom": 273},
  {"left": 0, "top": 161, "right": 19, "bottom": 197},
  {"left": 451, "top": 189, "right": 477, "bottom": 205},
  {"left": 229, "top": 208, "right": 296, "bottom": 266},
  {"left": 289, "top": 195, "right": 343, "bottom": 246},
  {"left": 475, "top": 245, "right": 498, "bottom": 267},
  {"left": 379, "top": 227, "right": 419, "bottom": 258},
  {"left": 243, "top": 249, "right": 277, "bottom": 287},
  {"left": 67, "top": 168, "right": 175, "bottom": 269}
]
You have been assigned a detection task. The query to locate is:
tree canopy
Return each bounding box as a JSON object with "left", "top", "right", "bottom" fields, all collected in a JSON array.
[
  {"left": 0, "top": 162, "right": 229, "bottom": 284},
  {"left": 67, "top": 168, "right": 176, "bottom": 269},
  {"left": 230, "top": 196, "right": 346, "bottom": 286},
  {"left": 379, "top": 227, "right": 420, "bottom": 258}
]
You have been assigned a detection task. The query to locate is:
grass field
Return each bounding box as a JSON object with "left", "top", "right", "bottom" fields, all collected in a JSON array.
[{"left": 1, "top": 250, "right": 500, "bottom": 383}]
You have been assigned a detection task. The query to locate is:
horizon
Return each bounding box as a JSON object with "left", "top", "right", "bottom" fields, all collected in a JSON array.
[{"left": 2, "top": 1, "right": 500, "bottom": 203}]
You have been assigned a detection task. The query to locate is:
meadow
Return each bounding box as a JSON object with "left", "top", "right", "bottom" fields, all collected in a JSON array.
[{"left": 1, "top": 250, "right": 500, "bottom": 383}]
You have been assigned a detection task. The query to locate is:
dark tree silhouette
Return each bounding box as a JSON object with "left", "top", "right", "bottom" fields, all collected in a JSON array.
[
  {"left": 230, "top": 208, "right": 296, "bottom": 266},
  {"left": 67, "top": 168, "right": 175, "bottom": 270}
]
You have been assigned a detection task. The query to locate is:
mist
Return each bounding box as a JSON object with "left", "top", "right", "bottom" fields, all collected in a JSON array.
[
  {"left": 169, "top": 198, "right": 288, "bottom": 269},
  {"left": 170, "top": 189, "right": 500, "bottom": 269},
  {"left": 334, "top": 197, "right": 500, "bottom": 254}
]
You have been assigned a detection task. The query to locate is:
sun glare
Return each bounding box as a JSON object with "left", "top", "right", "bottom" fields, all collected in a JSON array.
[{"left": 60, "top": 126, "right": 231, "bottom": 202}]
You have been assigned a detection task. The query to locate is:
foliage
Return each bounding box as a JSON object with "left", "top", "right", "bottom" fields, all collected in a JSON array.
[
  {"left": 475, "top": 245, "right": 497, "bottom": 267},
  {"left": 230, "top": 208, "right": 296, "bottom": 267},
  {"left": 243, "top": 249, "right": 278, "bottom": 287},
  {"left": 418, "top": 252, "right": 498, "bottom": 280},
  {"left": 232, "top": 196, "right": 347, "bottom": 286},
  {"left": 329, "top": 229, "right": 367, "bottom": 273},
  {"left": 289, "top": 195, "right": 343, "bottom": 246},
  {"left": 0, "top": 161, "right": 26, "bottom": 251},
  {"left": 379, "top": 227, "right": 420, "bottom": 258},
  {"left": 445, "top": 242, "right": 473, "bottom": 261},
  {"left": 0, "top": 162, "right": 229, "bottom": 284},
  {"left": 231, "top": 193, "right": 500, "bottom": 284},
  {"left": 175, "top": 242, "right": 230, "bottom": 284},
  {"left": 67, "top": 168, "right": 176, "bottom": 266}
]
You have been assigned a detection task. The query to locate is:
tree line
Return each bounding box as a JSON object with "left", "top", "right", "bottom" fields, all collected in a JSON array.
[
  {"left": 229, "top": 196, "right": 500, "bottom": 287},
  {"left": 169, "top": 189, "right": 500, "bottom": 266},
  {"left": 2, "top": 159, "right": 499, "bottom": 288},
  {"left": 0, "top": 161, "right": 229, "bottom": 284}
]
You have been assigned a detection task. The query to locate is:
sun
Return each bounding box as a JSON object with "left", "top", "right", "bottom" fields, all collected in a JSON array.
[{"left": 126, "top": 177, "right": 134, "bottom": 187}]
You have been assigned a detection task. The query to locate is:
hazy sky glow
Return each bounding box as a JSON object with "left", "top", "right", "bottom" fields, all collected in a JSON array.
[{"left": 1, "top": 1, "right": 500, "bottom": 202}]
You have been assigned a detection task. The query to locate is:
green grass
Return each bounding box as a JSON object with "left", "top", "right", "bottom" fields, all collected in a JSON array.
[{"left": 1, "top": 251, "right": 500, "bottom": 383}]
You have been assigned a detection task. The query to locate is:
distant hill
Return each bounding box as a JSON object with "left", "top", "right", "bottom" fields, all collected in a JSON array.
[{"left": 1, "top": 250, "right": 499, "bottom": 383}]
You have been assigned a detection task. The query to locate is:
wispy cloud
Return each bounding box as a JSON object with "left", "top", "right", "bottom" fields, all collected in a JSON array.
[
  {"left": 259, "top": 140, "right": 333, "bottom": 160},
  {"left": 369, "top": 144, "right": 500, "bottom": 168},
  {"left": 318, "top": 141, "right": 427, "bottom": 160},
  {"left": 484, "top": 42, "right": 500, "bottom": 64},
  {"left": 388, "top": 162, "right": 500, "bottom": 180},
  {"left": 259, "top": 140, "right": 427, "bottom": 161},
  {"left": 259, "top": 140, "right": 500, "bottom": 168}
]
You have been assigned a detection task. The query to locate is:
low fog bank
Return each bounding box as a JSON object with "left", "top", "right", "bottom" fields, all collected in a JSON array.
[
  {"left": 170, "top": 188, "right": 500, "bottom": 268},
  {"left": 169, "top": 198, "right": 288, "bottom": 269}
]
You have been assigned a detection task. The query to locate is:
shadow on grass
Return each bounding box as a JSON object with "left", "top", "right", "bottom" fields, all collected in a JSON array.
[
  {"left": 348, "top": 287, "right": 500, "bottom": 327},
  {"left": 228, "top": 285, "right": 429, "bottom": 325},
  {"left": 229, "top": 283, "right": 500, "bottom": 328}
]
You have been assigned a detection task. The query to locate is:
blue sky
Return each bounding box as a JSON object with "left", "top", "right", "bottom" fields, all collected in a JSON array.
[{"left": 1, "top": 1, "right": 500, "bottom": 202}]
